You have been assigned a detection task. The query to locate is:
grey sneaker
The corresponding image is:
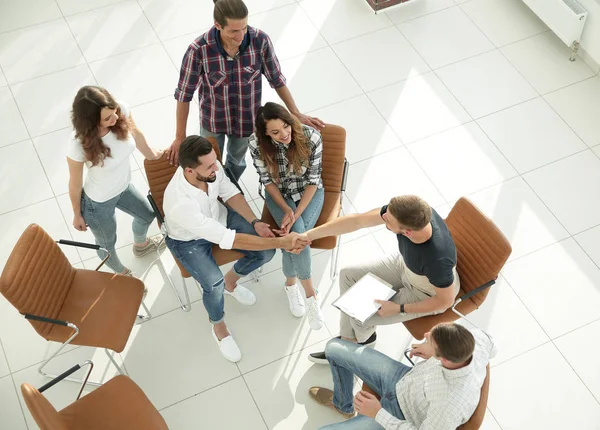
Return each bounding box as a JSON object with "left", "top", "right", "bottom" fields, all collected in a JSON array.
[{"left": 132, "top": 235, "right": 165, "bottom": 258}]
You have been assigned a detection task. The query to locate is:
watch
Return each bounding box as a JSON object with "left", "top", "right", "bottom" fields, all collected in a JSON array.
[
  {"left": 251, "top": 218, "right": 261, "bottom": 227},
  {"left": 399, "top": 304, "right": 406, "bottom": 315}
]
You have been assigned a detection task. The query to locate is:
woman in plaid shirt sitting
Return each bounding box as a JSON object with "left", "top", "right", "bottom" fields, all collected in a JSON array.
[{"left": 249, "top": 102, "right": 325, "bottom": 330}]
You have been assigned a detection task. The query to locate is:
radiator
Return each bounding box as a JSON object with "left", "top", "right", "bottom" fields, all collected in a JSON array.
[{"left": 521, "top": 0, "right": 588, "bottom": 61}]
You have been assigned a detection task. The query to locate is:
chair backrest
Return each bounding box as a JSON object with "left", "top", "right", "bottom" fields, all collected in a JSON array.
[
  {"left": 143, "top": 137, "right": 222, "bottom": 220},
  {"left": 319, "top": 124, "right": 347, "bottom": 192},
  {"left": 21, "top": 383, "right": 68, "bottom": 430},
  {"left": 0, "top": 224, "right": 76, "bottom": 339},
  {"left": 446, "top": 197, "right": 512, "bottom": 307}
]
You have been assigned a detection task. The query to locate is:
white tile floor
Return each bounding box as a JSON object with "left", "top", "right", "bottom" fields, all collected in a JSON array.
[{"left": 0, "top": 0, "right": 599, "bottom": 428}]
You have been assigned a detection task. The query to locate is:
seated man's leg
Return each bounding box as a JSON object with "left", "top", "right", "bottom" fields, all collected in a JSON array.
[
  {"left": 226, "top": 207, "right": 276, "bottom": 276},
  {"left": 325, "top": 338, "right": 411, "bottom": 413},
  {"left": 166, "top": 237, "right": 225, "bottom": 323},
  {"left": 338, "top": 253, "right": 406, "bottom": 343}
]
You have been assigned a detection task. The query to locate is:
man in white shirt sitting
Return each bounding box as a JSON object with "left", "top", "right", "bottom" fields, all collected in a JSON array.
[
  {"left": 309, "top": 322, "right": 496, "bottom": 429},
  {"left": 163, "top": 135, "right": 307, "bottom": 362}
]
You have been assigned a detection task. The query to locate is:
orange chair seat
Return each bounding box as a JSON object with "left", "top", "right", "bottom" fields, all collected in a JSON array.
[
  {"left": 46, "top": 270, "right": 144, "bottom": 352},
  {"left": 59, "top": 375, "right": 168, "bottom": 430}
]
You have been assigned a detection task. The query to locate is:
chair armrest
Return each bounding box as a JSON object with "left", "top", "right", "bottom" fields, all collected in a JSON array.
[
  {"left": 455, "top": 279, "right": 496, "bottom": 304},
  {"left": 57, "top": 240, "right": 111, "bottom": 271},
  {"left": 224, "top": 167, "right": 245, "bottom": 196},
  {"left": 147, "top": 193, "right": 165, "bottom": 225},
  {"left": 38, "top": 361, "right": 94, "bottom": 401},
  {"left": 403, "top": 348, "right": 415, "bottom": 366},
  {"left": 57, "top": 239, "right": 100, "bottom": 250},
  {"left": 341, "top": 159, "right": 349, "bottom": 192},
  {"left": 24, "top": 313, "right": 75, "bottom": 328}
]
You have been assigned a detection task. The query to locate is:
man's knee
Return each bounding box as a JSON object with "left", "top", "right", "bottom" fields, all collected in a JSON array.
[
  {"left": 339, "top": 267, "right": 360, "bottom": 291},
  {"left": 257, "top": 248, "right": 276, "bottom": 264},
  {"left": 325, "top": 337, "right": 346, "bottom": 361}
]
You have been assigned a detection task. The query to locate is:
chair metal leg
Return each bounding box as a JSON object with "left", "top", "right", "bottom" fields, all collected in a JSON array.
[
  {"left": 152, "top": 250, "right": 192, "bottom": 312},
  {"left": 37, "top": 328, "right": 124, "bottom": 387},
  {"left": 330, "top": 238, "right": 341, "bottom": 280},
  {"left": 104, "top": 348, "right": 128, "bottom": 376}
]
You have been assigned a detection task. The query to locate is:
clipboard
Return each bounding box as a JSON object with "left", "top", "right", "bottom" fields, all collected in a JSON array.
[{"left": 332, "top": 273, "right": 397, "bottom": 324}]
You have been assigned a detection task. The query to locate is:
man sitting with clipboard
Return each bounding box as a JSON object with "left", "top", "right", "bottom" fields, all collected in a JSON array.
[{"left": 304, "top": 195, "right": 460, "bottom": 364}]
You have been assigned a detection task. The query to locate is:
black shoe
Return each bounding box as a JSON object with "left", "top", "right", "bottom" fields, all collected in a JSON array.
[{"left": 308, "top": 333, "right": 377, "bottom": 365}]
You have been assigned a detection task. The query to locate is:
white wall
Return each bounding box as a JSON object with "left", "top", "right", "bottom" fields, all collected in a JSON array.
[{"left": 578, "top": 0, "right": 600, "bottom": 73}]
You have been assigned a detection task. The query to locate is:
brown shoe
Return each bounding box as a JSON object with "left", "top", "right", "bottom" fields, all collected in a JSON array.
[{"left": 308, "top": 387, "right": 356, "bottom": 419}]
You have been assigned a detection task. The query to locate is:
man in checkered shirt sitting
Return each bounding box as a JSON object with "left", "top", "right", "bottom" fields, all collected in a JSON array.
[{"left": 310, "top": 322, "right": 497, "bottom": 429}]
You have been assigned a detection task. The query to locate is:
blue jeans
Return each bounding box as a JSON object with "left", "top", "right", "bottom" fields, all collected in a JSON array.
[
  {"left": 265, "top": 187, "right": 324, "bottom": 280},
  {"left": 320, "top": 339, "right": 409, "bottom": 430},
  {"left": 81, "top": 183, "right": 155, "bottom": 273},
  {"left": 165, "top": 208, "right": 275, "bottom": 324},
  {"left": 200, "top": 126, "right": 249, "bottom": 181}
]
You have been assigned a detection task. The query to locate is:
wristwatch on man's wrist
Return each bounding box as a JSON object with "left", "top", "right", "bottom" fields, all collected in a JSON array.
[
  {"left": 399, "top": 304, "right": 406, "bottom": 315},
  {"left": 251, "top": 218, "right": 261, "bottom": 227}
]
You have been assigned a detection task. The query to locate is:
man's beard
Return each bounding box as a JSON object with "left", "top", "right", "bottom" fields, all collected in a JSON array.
[{"left": 196, "top": 172, "right": 216, "bottom": 183}]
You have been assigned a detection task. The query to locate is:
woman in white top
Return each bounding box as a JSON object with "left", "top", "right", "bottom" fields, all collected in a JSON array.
[{"left": 67, "top": 86, "right": 164, "bottom": 275}]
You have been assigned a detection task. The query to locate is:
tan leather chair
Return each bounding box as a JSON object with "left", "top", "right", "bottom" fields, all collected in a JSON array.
[
  {"left": 143, "top": 137, "right": 249, "bottom": 312},
  {"left": 0, "top": 224, "right": 147, "bottom": 385},
  {"left": 258, "top": 124, "right": 349, "bottom": 279},
  {"left": 363, "top": 197, "right": 511, "bottom": 429},
  {"left": 21, "top": 362, "right": 168, "bottom": 430},
  {"left": 403, "top": 197, "right": 512, "bottom": 340}
]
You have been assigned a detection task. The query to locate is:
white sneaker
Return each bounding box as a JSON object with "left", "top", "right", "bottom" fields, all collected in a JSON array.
[
  {"left": 306, "top": 296, "right": 324, "bottom": 331},
  {"left": 224, "top": 285, "right": 256, "bottom": 306},
  {"left": 211, "top": 328, "right": 242, "bottom": 362},
  {"left": 285, "top": 284, "right": 306, "bottom": 318}
]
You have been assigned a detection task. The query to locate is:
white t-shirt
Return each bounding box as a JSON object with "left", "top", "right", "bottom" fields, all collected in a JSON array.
[{"left": 67, "top": 102, "right": 136, "bottom": 203}]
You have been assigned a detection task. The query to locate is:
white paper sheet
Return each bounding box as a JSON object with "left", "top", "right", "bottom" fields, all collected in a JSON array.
[{"left": 332, "top": 273, "right": 396, "bottom": 323}]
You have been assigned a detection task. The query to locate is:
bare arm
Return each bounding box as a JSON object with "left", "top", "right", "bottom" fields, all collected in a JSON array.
[
  {"left": 275, "top": 85, "right": 325, "bottom": 130},
  {"left": 168, "top": 101, "right": 191, "bottom": 164},
  {"left": 306, "top": 207, "right": 385, "bottom": 241},
  {"left": 295, "top": 185, "right": 317, "bottom": 219},
  {"left": 67, "top": 158, "right": 87, "bottom": 231},
  {"left": 232, "top": 232, "right": 303, "bottom": 251},
  {"left": 378, "top": 283, "right": 456, "bottom": 317},
  {"left": 225, "top": 194, "right": 257, "bottom": 224},
  {"left": 405, "top": 284, "right": 456, "bottom": 314},
  {"left": 129, "top": 114, "right": 163, "bottom": 160}
]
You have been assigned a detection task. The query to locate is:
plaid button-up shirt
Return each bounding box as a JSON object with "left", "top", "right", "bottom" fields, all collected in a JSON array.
[
  {"left": 375, "top": 328, "right": 497, "bottom": 430},
  {"left": 249, "top": 125, "right": 323, "bottom": 202},
  {"left": 174, "top": 26, "right": 286, "bottom": 138}
]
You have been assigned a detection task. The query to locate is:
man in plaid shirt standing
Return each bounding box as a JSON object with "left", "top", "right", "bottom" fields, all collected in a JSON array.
[{"left": 168, "top": 0, "right": 324, "bottom": 181}]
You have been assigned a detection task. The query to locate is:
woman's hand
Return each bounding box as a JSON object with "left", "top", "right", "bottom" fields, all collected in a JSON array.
[
  {"left": 274, "top": 206, "right": 295, "bottom": 236},
  {"left": 73, "top": 214, "right": 87, "bottom": 232}
]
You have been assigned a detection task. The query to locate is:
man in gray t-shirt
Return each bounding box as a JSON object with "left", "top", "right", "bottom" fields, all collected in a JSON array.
[{"left": 303, "top": 195, "right": 460, "bottom": 364}]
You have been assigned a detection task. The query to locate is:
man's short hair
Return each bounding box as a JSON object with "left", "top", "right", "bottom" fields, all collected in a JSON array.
[
  {"left": 387, "top": 195, "right": 432, "bottom": 231},
  {"left": 178, "top": 135, "right": 214, "bottom": 169},
  {"left": 430, "top": 323, "right": 475, "bottom": 363},
  {"left": 213, "top": 0, "right": 248, "bottom": 27}
]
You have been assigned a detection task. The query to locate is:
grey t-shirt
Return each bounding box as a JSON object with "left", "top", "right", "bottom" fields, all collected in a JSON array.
[{"left": 380, "top": 206, "right": 457, "bottom": 288}]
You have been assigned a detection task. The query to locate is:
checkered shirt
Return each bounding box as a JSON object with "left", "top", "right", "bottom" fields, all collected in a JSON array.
[
  {"left": 375, "top": 328, "right": 497, "bottom": 430},
  {"left": 248, "top": 125, "right": 323, "bottom": 202},
  {"left": 174, "top": 26, "right": 286, "bottom": 138}
]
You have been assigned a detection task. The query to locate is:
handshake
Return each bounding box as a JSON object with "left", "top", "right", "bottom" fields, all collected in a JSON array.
[{"left": 277, "top": 232, "right": 311, "bottom": 253}]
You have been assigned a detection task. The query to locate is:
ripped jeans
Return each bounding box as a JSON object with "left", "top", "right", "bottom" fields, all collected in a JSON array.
[{"left": 165, "top": 208, "right": 275, "bottom": 324}]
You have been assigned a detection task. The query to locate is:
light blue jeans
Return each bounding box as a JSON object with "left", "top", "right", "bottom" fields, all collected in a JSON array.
[
  {"left": 200, "top": 126, "right": 249, "bottom": 181},
  {"left": 165, "top": 208, "right": 275, "bottom": 324},
  {"left": 265, "top": 187, "right": 324, "bottom": 280},
  {"left": 81, "top": 183, "right": 155, "bottom": 273},
  {"left": 320, "top": 338, "right": 409, "bottom": 430}
]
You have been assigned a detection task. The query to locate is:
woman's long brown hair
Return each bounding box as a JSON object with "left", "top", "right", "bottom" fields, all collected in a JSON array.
[
  {"left": 71, "top": 86, "right": 130, "bottom": 166},
  {"left": 254, "top": 102, "right": 311, "bottom": 177}
]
